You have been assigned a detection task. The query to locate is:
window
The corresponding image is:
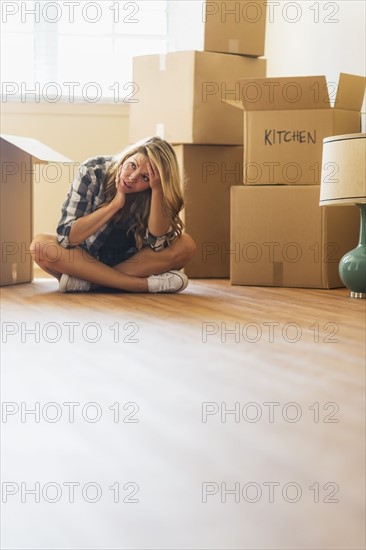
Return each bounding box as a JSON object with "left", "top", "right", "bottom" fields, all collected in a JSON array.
[{"left": 1, "top": 0, "right": 169, "bottom": 103}]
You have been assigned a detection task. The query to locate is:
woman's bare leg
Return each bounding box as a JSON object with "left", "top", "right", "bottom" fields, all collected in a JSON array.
[
  {"left": 30, "top": 233, "right": 196, "bottom": 292},
  {"left": 30, "top": 235, "right": 148, "bottom": 292},
  {"left": 114, "top": 233, "right": 196, "bottom": 277}
]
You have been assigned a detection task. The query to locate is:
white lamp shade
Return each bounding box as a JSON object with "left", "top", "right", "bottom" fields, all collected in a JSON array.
[{"left": 320, "top": 133, "right": 366, "bottom": 206}]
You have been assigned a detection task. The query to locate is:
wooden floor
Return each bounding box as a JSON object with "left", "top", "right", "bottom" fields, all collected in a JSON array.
[{"left": 1, "top": 277, "right": 365, "bottom": 550}]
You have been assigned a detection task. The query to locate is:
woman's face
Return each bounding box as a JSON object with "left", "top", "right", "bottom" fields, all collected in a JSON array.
[{"left": 118, "top": 153, "right": 151, "bottom": 193}]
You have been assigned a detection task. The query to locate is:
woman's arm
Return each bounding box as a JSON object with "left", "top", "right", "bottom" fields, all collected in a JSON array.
[
  {"left": 147, "top": 162, "right": 171, "bottom": 237},
  {"left": 68, "top": 171, "right": 126, "bottom": 246},
  {"left": 68, "top": 199, "right": 121, "bottom": 246},
  {"left": 57, "top": 157, "right": 126, "bottom": 248}
]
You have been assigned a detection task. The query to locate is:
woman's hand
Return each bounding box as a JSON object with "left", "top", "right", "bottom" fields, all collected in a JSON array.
[
  {"left": 147, "top": 162, "right": 163, "bottom": 194},
  {"left": 111, "top": 163, "right": 126, "bottom": 210}
]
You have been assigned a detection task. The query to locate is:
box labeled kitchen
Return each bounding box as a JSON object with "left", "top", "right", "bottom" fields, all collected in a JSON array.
[
  {"left": 230, "top": 185, "right": 359, "bottom": 288},
  {"left": 129, "top": 51, "right": 266, "bottom": 145},
  {"left": 226, "top": 73, "right": 365, "bottom": 184}
]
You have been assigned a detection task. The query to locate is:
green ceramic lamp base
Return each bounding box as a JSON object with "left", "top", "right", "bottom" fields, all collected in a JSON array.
[{"left": 339, "top": 204, "right": 366, "bottom": 299}]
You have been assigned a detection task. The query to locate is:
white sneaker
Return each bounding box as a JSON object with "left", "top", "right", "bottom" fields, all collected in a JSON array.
[
  {"left": 147, "top": 270, "right": 188, "bottom": 293},
  {"left": 59, "top": 274, "right": 92, "bottom": 293}
]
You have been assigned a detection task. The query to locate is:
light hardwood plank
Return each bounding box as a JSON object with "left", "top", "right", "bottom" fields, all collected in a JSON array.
[{"left": 1, "top": 278, "right": 365, "bottom": 550}]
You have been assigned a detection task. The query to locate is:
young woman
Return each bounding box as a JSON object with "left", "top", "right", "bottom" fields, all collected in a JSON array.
[{"left": 30, "top": 137, "right": 196, "bottom": 293}]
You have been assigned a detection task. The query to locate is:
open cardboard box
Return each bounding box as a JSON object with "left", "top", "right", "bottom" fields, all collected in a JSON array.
[
  {"left": 226, "top": 73, "right": 366, "bottom": 184},
  {"left": 129, "top": 51, "right": 266, "bottom": 145},
  {"left": 0, "top": 134, "right": 71, "bottom": 286},
  {"left": 169, "top": 1, "right": 267, "bottom": 57},
  {"left": 230, "top": 185, "right": 360, "bottom": 288}
]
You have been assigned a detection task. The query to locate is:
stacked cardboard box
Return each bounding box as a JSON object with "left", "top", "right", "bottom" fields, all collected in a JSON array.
[
  {"left": 129, "top": 1, "right": 267, "bottom": 277},
  {"left": 228, "top": 74, "right": 366, "bottom": 288}
]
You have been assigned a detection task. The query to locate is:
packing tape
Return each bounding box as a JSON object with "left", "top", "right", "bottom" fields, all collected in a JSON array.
[
  {"left": 228, "top": 39, "right": 239, "bottom": 54},
  {"left": 159, "top": 54, "right": 166, "bottom": 71},
  {"left": 156, "top": 123, "right": 165, "bottom": 138},
  {"left": 273, "top": 262, "right": 283, "bottom": 286}
]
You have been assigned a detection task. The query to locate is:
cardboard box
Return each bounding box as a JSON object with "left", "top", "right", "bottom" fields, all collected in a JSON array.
[
  {"left": 174, "top": 144, "right": 242, "bottom": 277},
  {"left": 0, "top": 134, "right": 71, "bottom": 286},
  {"left": 169, "top": 1, "right": 266, "bottom": 57},
  {"left": 230, "top": 185, "right": 360, "bottom": 288},
  {"left": 129, "top": 51, "right": 266, "bottom": 145},
  {"left": 226, "top": 73, "right": 366, "bottom": 184}
]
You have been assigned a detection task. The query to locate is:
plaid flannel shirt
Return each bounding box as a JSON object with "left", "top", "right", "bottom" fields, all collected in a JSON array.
[{"left": 56, "top": 156, "right": 175, "bottom": 257}]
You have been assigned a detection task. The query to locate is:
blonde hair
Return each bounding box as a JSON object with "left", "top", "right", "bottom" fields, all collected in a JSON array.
[{"left": 103, "top": 137, "right": 184, "bottom": 249}]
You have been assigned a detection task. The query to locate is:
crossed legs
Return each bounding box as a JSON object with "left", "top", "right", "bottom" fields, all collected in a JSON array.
[{"left": 30, "top": 233, "right": 196, "bottom": 292}]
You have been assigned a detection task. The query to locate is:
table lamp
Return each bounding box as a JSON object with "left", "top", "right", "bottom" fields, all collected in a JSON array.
[{"left": 320, "top": 133, "right": 366, "bottom": 298}]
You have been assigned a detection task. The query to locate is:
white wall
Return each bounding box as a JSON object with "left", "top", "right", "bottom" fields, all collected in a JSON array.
[{"left": 264, "top": 0, "right": 366, "bottom": 123}]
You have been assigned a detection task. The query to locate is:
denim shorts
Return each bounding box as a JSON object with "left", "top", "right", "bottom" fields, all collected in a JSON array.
[
  {"left": 98, "top": 244, "right": 138, "bottom": 267},
  {"left": 97, "top": 222, "right": 138, "bottom": 267}
]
